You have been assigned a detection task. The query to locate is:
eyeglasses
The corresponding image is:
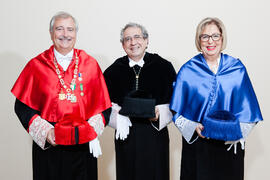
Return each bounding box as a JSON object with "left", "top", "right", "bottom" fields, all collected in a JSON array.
[
  {"left": 200, "top": 33, "right": 222, "bottom": 42},
  {"left": 123, "top": 35, "right": 144, "bottom": 43}
]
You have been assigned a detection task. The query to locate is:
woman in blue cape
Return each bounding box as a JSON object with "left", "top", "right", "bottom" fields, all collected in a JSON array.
[{"left": 170, "top": 17, "right": 263, "bottom": 180}]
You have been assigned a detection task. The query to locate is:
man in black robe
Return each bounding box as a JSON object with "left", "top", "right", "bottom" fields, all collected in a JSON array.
[{"left": 104, "top": 23, "right": 176, "bottom": 180}]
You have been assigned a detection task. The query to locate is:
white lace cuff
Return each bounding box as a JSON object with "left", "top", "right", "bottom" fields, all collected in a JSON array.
[
  {"left": 28, "top": 116, "right": 54, "bottom": 150},
  {"left": 240, "top": 122, "right": 255, "bottom": 139},
  {"left": 88, "top": 113, "right": 105, "bottom": 136},
  {"left": 174, "top": 115, "right": 198, "bottom": 143},
  {"left": 108, "top": 103, "right": 121, "bottom": 129},
  {"left": 151, "top": 104, "right": 172, "bottom": 131}
]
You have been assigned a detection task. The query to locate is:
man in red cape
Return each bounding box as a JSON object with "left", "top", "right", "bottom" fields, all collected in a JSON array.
[{"left": 11, "top": 12, "right": 111, "bottom": 180}]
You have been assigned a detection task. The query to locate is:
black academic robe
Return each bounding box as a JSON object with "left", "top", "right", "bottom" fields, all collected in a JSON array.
[
  {"left": 181, "top": 137, "right": 244, "bottom": 180},
  {"left": 104, "top": 52, "right": 176, "bottom": 180}
]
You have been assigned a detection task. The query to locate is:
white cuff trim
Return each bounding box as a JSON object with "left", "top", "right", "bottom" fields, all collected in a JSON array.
[
  {"left": 151, "top": 104, "right": 172, "bottom": 131},
  {"left": 174, "top": 115, "right": 198, "bottom": 143},
  {"left": 88, "top": 113, "right": 104, "bottom": 136},
  {"left": 240, "top": 122, "right": 255, "bottom": 139},
  {"left": 29, "top": 116, "right": 54, "bottom": 150}
]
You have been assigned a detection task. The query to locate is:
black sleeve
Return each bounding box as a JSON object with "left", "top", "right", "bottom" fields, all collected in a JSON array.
[
  {"left": 162, "top": 62, "right": 177, "bottom": 103},
  {"left": 102, "top": 108, "right": 112, "bottom": 126},
  {"left": 14, "top": 99, "right": 40, "bottom": 130}
]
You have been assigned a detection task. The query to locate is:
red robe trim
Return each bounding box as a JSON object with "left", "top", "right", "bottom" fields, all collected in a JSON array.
[{"left": 11, "top": 46, "right": 111, "bottom": 145}]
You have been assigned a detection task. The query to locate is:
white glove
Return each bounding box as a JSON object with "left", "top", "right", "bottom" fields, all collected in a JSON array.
[
  {"left": 116, "top": 113, "right": 132, "bottom": 140},
  {"left": 225, "top": 138, "right": 245, "bottom": 154},
  {"left": 89, "top": 138, "right": 102, "bottom": 158}
]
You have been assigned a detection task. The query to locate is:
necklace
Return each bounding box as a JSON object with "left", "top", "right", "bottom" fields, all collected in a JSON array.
[
  {"left": 132, "top": 66, "right": 142, "bottom": 90},
  {"left": 53, "top": 52, "right": 83, "bottom": 103}
]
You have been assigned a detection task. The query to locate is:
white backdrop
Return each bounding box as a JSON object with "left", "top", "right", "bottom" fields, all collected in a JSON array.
[{"left": 1, "top": 0, "right": 269, "bottom": 179}]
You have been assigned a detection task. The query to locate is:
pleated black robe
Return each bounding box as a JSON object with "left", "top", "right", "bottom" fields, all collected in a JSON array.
[
  {"left": 181, "top": 137, "right": 244, "bottom": 180},
  {"left": 104, "top": 52, "right": 176, "bottom": 180}
]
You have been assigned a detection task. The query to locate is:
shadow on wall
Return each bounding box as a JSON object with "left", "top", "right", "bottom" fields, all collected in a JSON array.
[
  {"left": 168, "top": 123, "right": 182, "bottom": 180},
  {"left": 244, "top": 123, "right": 267, "bottom": 179},
  {"left": 90, "top": 53, "right": 114, "bottom": 72},
  {"left": 0, "top": 52, "right": 33, "bottom": 180},
  {"left": 0, "top": 51, "right": 27, "bottom": 101},
  {"left": 98, "top": 127, "right": 116, "bottom": 180},
  {"left": 0, "top": 51, "right": 27, "bottom": 117},
  {"left": 94, "top": 53, "right": 117, "bottom": 180}
]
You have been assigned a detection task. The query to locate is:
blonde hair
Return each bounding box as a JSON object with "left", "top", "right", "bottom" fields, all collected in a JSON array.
[{"left": 195, "top": 17, "right": 227, "bottom": 52}]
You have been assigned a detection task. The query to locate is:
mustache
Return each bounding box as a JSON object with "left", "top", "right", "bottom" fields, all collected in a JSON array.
[{"left": 58, "top": 36, "right": 72, "bottom": 41}]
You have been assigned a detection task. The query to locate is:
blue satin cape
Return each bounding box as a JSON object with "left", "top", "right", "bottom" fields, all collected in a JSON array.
[{"left": 170, "top": 53, "right": 263, "bottom": 131}]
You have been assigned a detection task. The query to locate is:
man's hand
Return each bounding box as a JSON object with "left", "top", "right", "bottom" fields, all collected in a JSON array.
[
  {"left": 46, "top": 128, "right": 57, "bottom": 146},
  {"left": 149, "top": 106, "right": 160, "bottom": 121}
]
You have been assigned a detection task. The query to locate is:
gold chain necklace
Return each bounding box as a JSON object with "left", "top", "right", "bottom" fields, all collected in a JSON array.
[
  {"left": 132, "top": 66, "right": 142, "bottom": 90},
  {"left": 53, "top": 53, "right": 80, "bottom": 103}
]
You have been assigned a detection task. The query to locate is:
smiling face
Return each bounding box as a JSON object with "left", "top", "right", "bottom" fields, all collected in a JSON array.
[
  {"left": 50, "top": 17, "right": 77, "bottom": 55},
  {"left": 200, "top": 23, "right": 223, "bottom": 60},
  {"left": 122, "top": 27, "right": 148, "bottom": 61}
]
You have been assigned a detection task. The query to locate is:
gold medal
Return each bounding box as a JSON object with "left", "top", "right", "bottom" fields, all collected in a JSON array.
[
  {"left": 59, "top": 89, "right": 66, "bottom": 100},
  {"left": 59, "top": 93, "right": 66, "bottom": 100}
]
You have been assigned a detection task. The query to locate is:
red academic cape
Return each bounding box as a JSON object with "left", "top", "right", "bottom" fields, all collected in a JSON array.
[{"left": 11, "top": 46, "right": 111, "bottom": 145}]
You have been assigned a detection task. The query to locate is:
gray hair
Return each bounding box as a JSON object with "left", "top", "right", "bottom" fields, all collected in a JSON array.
[
  {"left": 195, "top": 17, "right": 227, "bottom": 52},
  {"left": 49, "top": 11, "right": 78, "bottom": 32},
  {"left": 120, "top": 22, "right": 149, "bottom": 43}
]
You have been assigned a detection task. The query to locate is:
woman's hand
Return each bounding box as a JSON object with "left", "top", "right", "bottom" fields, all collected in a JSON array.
[{"left": 196, "top": 123, "right": 205, "bottom": 138}]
